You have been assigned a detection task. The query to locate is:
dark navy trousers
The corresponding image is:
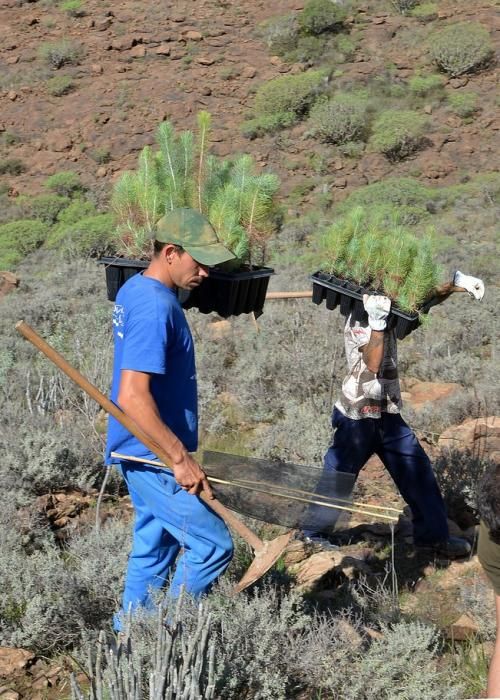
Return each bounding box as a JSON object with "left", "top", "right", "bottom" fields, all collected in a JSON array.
[{"left": 310, "top": 407, "right": 449, "bottom": 545}]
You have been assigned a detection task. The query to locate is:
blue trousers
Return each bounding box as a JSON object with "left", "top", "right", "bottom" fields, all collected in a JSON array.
[
  {"left": 310, "top": 408, "right": 449, "bottom": 545},
  {"left": 114, "top": 461, "right": 233, "bottom": 630}
]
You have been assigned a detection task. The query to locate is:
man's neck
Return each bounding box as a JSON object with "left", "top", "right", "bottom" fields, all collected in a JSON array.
[{"left": 143, "top": 258, "right": 175, "bottom": 289}]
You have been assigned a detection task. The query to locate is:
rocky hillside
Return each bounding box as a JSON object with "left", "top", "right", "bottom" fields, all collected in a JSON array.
[{"left": 0, "top": 0, "right": 498, "bottom": 206}]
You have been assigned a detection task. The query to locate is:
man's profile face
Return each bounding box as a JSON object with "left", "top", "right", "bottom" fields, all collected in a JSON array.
[{"left": 170, "top": 248, "right": 209, "bottom": 290}]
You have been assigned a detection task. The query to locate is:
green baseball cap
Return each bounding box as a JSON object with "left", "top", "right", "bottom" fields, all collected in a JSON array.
[{"left": 154, "top": 208, "right": 235, "bottom": 267}]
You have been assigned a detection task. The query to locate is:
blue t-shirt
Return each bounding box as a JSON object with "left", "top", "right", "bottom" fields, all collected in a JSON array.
[{"left": 106, "top": 273, "right": 198, "bottom": 464}]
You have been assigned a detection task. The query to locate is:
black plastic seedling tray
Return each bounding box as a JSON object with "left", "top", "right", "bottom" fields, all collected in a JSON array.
[
  {"left": 98, "top": 256, "right": 148, "bottom": 302},
  {"left": 180, "top": 266, "right": 274, "bottom": 318},
  {"left": 311, "top": 271, "right": 421, "bottom": 340},
  {"left": 98, "top": 257, "right": 274, "bottom": 318}
]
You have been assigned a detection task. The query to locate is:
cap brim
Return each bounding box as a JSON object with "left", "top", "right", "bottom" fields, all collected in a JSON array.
[{"left": 186, "top": 242, "right": 236, "bottom": 267}]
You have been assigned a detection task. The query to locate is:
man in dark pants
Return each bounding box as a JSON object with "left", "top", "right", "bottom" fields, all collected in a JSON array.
[{"left": 305, "top": 270, "right": 484, "bottom": 556}]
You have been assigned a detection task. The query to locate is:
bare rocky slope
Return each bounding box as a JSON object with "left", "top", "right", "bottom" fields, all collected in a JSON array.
[{"left": 0, "top": 0, "right": 498, "bottom": 204}]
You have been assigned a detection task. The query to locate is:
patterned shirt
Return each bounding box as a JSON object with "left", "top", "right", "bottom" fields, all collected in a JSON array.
[{"left": 335, "top": 315, "right": 402, "bottom": 420}]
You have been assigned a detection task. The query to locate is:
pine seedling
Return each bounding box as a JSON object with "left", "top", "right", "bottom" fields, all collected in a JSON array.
[
  {"left": 396, "top": 234, "right": 439, "bottom": 311},
  {"left": 111, "top": 146, "right": 162, "bottom": 257},
  {"left": 196, "top": 111, "right": 212, "bottom": 213},
  {"left": 111, "top": 112, "right": 280, "bottom": 264},
  {"left": 320, "top": 206, "right": 364, "bottom": 275},
  {"left": 381, "top": 227, "right": 417, "bottom": 299},
  {"left": 353, "top": 218, "right": 385, "bottom": 287}
]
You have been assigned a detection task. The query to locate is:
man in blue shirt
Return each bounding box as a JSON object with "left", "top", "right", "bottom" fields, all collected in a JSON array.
[{"left": 107, "top": 208, "right": 235, "bottom": 628}]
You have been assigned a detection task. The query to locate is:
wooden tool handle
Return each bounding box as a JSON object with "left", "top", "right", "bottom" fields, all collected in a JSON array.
[
  {"left": 265, "top": 290, "right": 312, "bottom": 300},
  {"left": 15, "top": 320, "right": 264, "bottom": 551}
]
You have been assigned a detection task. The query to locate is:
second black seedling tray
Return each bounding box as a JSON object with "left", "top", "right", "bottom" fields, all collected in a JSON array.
[{"left": 311, "top": 271, "right": 422, "bottom": 340}]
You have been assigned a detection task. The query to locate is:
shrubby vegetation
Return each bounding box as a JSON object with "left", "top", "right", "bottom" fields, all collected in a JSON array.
[
  {"left": 44, "top": 170, "right": 85, "bottom": 197},
  {"left": 38, "top": 40, "right": 84, "bottom": 69},
  {"left": 308, "top": 92, "right": 370, "bottom": 145},
  {"left": 0, "top": 219, "right": 49, "bottom": 269},
  {"left": 410, "top": 2, "right": 438, "bottom": 21},
  {"left": 447, "top": 91, "right": 479, "bottom": 118},
  {"left": 0, "top": 157, "right": 26, "bottom": 175},
  {"left": 262, "top": 0, "right": 346, "bottom": 64},
  {"left": 369, "top": 110, "right": 429, "bottom": 161},
  {"left": 46, "top": 74, "right": 74, "bottom": 96},
  {"left": 242, "top": 70, "right": 327, "bottom": 137},
  {"left": 408, "top": 73, "right": 444, "bottom": 97},
  {"left": 431, "top": 22, "right": 493, "bottom": 77}
]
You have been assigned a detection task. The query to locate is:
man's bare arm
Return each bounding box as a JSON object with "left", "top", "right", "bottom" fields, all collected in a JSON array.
[
  {"left": 117, "top": 369, "right": 213, "bottom": 497},
  {"left": 360, "top": 330, "right": 385, "bottom": 374}
]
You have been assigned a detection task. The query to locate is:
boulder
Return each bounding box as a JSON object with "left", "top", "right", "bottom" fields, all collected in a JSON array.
[
  {"left": 439, "top": 417, "right": 500, "bottom": 463},
  {"left": 447, "top": 612, "right": 479, "bottom": 641},
  {"left": 292, "top": 550, "right": 343, "bottom": 591},
  {"left": 401, "top": 380, "right": 461, "bottom": 411},
  {"left": 0, "top": 648, "right": 35, "bottom": 677}
]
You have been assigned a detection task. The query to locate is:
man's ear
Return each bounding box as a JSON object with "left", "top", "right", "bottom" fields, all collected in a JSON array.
[{"left": 162, "top": 243, "right": 178, "bottom": 263}]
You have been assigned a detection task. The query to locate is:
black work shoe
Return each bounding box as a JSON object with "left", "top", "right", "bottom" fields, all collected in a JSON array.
[{"left": 416, "top": 536, "right": 471, "bottom": 559}]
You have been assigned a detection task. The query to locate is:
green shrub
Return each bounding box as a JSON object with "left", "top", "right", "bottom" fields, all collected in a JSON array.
[
  {"left": 288, "top": 34, "right": 328, "bottom": 63},
  {"left": 262, "top": 14, "right": 299, "bottom": 56},
  {"left": 44, "top": 170, "right": 84, "bottom": 197},
  {"left": 298, "top": 0, "right": 346, "bottom": 35},
  {"left": 56, "top": 198, "right": 96, "bottom": 225},
  {"left": 38, "top": 40, "right": 83, "bottom": 69},
  {"left": 431, "top": 22, "right": 493, "bottom": 77},
  {"left": 447, "top": 91, "right": 478, "bottom": 118},
  {"left": 1, "top": 131, "right": 22, "bottom": 147},
  {"left": 338, "top": 177, "right": 438, "bottom": 223},
  {"left": 60, "top": 0, "right": 85, "bottom": 16},
  {"left": 0, "top": 219, "right": 49, "bottom": 269},
  {"left": 410, "top": 2, "right": 438, "bottom": 21},
  {"left": 46, "top": 74, "right": 74, "bottom": 96},
  {"left": 369, "top": 110, "right": 429, "bottom": 161},
  {"left": 0, "top": 158, "right": 26, "bottom": 175},
  {"left": 245, "top": 70, "right": 326, "bottom": 135},
  {"left": 17, "top": 194, "right": 70, "bottom": 223},
  {"left": 335, "top": 33, "right": 357, "bottom": 60},
  {"left": 241, "top": 113, "right": 296, "bottom": 139},
  {"left": 89, "top": 147, "right": 111, "bottom": 164},
  {"left": 309, "top": 92, "right": 369, "bottom": 144},
  {"left": 408, "top": 73, "right": 444, "bottom": 96},
  {"left": 46, "top": 213, "right": 114, "bottom": 256},
  {"left": 339, "top": 140, "right": 365, "bottom": 158},
  {"left": 390, "top": 0, "right": 420, "bottom": 13}
]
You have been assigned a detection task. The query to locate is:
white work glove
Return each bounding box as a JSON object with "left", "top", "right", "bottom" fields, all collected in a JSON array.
[
  {"left": 363, "top": 294, "right": 391, "bottom": 331},
  {"left": 453, "top": 270, "right": 485, "bottom": 300}
]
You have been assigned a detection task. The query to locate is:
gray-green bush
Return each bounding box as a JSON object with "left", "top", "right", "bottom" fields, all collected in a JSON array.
[
  {"left": 46, "top": 212, "right": 114, "bottom": 256},
  {"left": 46, "top": 74, "right": 74, "bottom": 96},
  {"left": 369, "top": 110, "right": 429, "bottom": 161},
  {"left": 447, "top": 91, "right": 479, "bottom": 118},
  {"left": 298, "top": 0, "right": 346, "bottom": 35},
  {"left": 431, "top": 22, "right": 493, "bottom": 77},
  {"left": 17, "top": 193, "right": 70, "bottom": 223},
  {"left": 243, "top": 70, "right": 326, "bottom": 136},
  {"left": 44, "top": 170, "right": 84, "bottom": 197},
  {"left": 309, "top": 92, "right": 370, "bottom": 144},
  {"left": 0, "top": 219, "right": 49, "bottom": 269},
  {"left": 38, "top": 40, "right": 84, "bottom": 68}
]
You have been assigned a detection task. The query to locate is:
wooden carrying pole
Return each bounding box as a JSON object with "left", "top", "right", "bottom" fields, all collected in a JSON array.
[
  {"left": 16, "top": 320, "right": 298, "bottom": 592},
  {"left": 265, "top": 290, "right": 312, "bottom": 300}
]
